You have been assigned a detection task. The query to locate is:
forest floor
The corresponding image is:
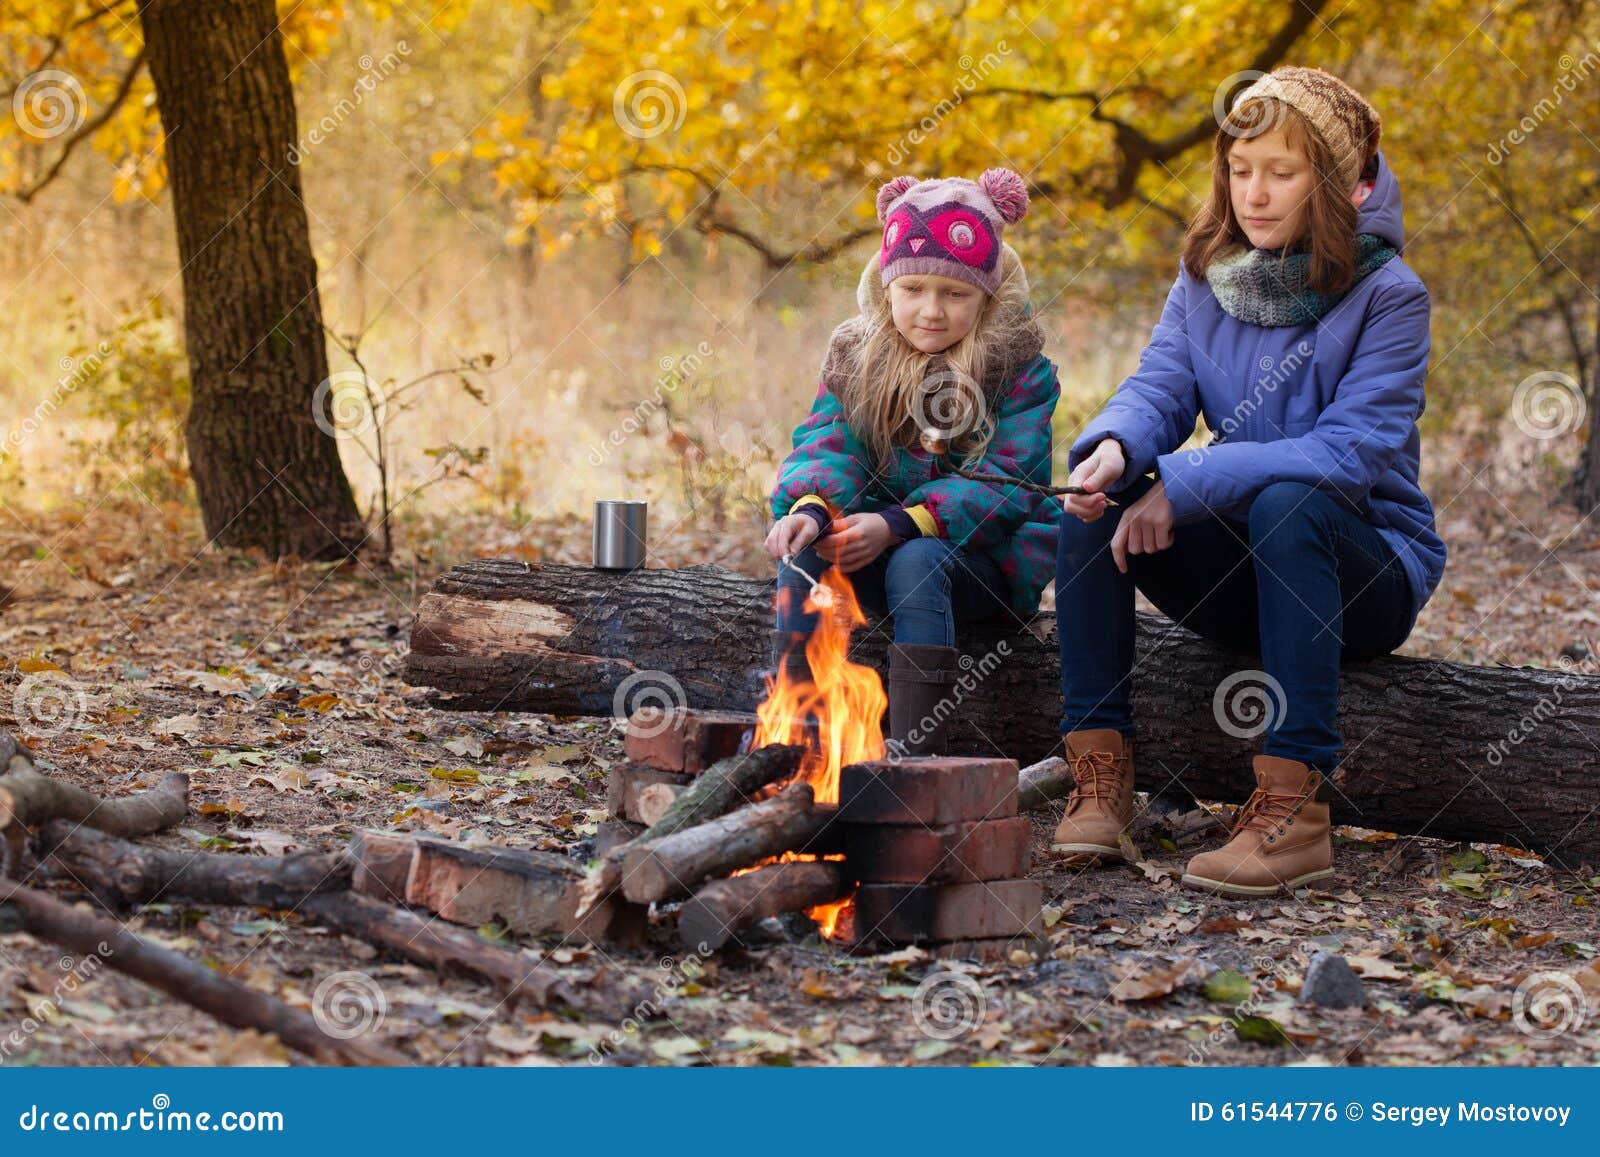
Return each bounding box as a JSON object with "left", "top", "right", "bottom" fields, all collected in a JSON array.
[{"left": 1, "top": 444, "right": 1598, "bottom": 1068}]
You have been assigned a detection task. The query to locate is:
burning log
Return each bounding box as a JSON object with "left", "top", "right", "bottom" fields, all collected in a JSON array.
[
  {"left": 619, "top": 782, "right": 836, "bottom": 904},
  {"left": 0, "top": 878, "right": 405, "bottom": 1065},
  {"left": 576, "top": 743, "right": 807, "bottom": 916},
  {"left": 677, "top": 860, "right": 850, "bottom": 952},
  {"left": 405, "top": 560, "right": 1600, "bottom": 864}
]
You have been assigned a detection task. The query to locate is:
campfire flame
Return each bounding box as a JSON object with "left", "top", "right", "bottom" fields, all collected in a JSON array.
[{"left": 751, "top": 566, "right": 886, "bottom": 939}]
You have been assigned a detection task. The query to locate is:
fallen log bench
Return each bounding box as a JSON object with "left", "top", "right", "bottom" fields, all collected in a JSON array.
[{"left": 403, "top": 559, "right": 1600, "bottom": 865}]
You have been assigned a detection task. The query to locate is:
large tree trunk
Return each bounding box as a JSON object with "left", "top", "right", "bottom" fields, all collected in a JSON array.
[
  {"left": 405, "top": 560, "right": 1600, "bottom": 865},
  {"left": 137, "top": 0, "right": 363, "bottom": 559}
]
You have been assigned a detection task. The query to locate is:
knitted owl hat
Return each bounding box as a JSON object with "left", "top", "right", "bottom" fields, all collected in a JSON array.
[{"left": 876, "top": 168, "right": 1029, "bottom": 296}]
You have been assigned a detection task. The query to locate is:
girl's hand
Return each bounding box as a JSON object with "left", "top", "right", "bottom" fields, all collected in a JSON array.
[
  {"left": 764, "top": 511, "right": 824, "bottom": 559},
  {"left": 815, "top": 512, "right": 897, "bottom": 574},
  {"left": 1064, "top": 438, "right": 1126, "bottom": 522},
  {"left": 1110, "top": 479, "right": 1174, "bottom": 574}
]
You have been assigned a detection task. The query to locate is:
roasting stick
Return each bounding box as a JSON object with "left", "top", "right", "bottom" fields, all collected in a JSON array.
[
  {"left": 919, "top": 426, "right": 1118, "bottom": 505},
  {"left": 779, "top": 424, "right": 1114, "bottom": 584}
]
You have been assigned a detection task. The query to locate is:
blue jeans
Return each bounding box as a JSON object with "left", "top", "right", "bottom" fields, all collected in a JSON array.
[
  {"left": 1056, "top": 475, "right": 1414, "bottom": 771},
  {"left": 776, "top": 536, "right": 1010, "bottom": 646}
]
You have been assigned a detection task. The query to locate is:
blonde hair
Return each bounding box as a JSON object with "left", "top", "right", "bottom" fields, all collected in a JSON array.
[{"left": 834, "top": 254, "right": 1037, "bottom": 473}]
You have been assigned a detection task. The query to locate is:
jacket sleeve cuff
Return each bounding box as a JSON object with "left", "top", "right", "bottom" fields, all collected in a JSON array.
[
  {"left": 791, "top": 501, "right": 834, "bottom": 536},
  {"left": 1069, "top": 426, "right": 1148, "bottom": 492},
  {"left": 1153, "top": 450, "right": 1210, "bottom": 524},
  {"left": 879, "top": 505, "right": 921, "bottom": 542}
]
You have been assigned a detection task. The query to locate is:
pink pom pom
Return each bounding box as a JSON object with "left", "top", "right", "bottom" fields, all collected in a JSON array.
[
  {"left": 876, "top": 175, "right": 918, "bottom": 221},
  {"left": 978, "top": 167, "right": 1029, "bottom": 223}
]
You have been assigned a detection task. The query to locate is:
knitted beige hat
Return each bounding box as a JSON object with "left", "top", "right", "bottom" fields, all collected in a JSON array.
[{"left": 1231, "top": 67, "right": 1381, "bottom": 190}]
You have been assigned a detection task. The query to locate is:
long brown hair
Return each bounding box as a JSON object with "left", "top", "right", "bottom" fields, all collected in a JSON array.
[
  {"left": 835, "top": 248, "right": 1039, "bottom": 473},
  {"left": 1180, "top": 97, "right": 1364, "bottom": 294}
]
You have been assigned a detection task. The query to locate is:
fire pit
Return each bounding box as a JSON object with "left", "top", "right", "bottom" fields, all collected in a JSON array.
[{"left": 604, "top": 565, "right": 1044, "bottom": 961}]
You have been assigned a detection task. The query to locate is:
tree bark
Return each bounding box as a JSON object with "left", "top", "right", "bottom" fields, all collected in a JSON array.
[
  {"left": 0, "top": 769, "right": 189, "bottom": 837},
  {"left": 36, "top": 821, "right": 346, "bottom": 908},
  {"left": 137, "top": 0, "right": 363, "bottom": 559},
  {"left": 405, "top": 560, "right": 1600, "bottom": 865},
  {"left": 300, "top": 894, "right": 612, "bottom": 1015}
]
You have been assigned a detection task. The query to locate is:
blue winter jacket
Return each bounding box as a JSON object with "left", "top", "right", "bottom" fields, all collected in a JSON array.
[{"left": 1069, "top": 150, "right": 1446, "bottom": 633}]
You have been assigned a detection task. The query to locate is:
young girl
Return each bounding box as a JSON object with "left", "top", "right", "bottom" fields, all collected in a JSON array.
[
  {"left": 765, "top": 169, "right": 1064, "bottom": 756},
  {"left": 1053, "top": 67, "right": 1446, "bottom": 896}
]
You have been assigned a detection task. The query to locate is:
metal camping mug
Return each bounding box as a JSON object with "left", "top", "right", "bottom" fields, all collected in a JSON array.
[{"left": 593, "top": 499, "right": 647, "bottom": 570}]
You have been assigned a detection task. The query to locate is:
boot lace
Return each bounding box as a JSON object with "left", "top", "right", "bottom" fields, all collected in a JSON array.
[
  {"left": 1228, "top": 772, "right": 1322, "bottom": 839},
  {"left": 1064, "top": 749, "right": 1124, "bottom": 815}
]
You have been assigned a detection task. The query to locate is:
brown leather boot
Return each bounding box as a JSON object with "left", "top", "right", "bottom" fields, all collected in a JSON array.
[
  {"left": 1182, "top": 755, "right": 1334, "bottom": 897},
  {"left": 1050, "top": 729, "right": 1136, "bottom": 862}
]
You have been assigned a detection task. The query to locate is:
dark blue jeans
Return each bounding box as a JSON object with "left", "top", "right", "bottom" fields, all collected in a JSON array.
[
  {"left": 1056, "top": 474, "right": 1414, "bottom": 771},
  {"left": 776, "top": 536, "right": 1010, "bottom": 646}
]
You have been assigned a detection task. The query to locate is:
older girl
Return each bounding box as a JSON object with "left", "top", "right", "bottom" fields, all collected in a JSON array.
[{"left": 1052, "top": 68, "right": 1446, "bottom": 896}]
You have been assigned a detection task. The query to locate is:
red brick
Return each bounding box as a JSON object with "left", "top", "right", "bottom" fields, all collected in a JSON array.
[
  {"left": 623, "top": 708, "right": 759, "bottom": 773},
  {"left": 842, "top": 817, "right": 1030, "bottom": 884},
  {"left": 843, "top": 879, "right": 1043, "bottom": 947},
  {"left": 606, "top": 764, "right": 692, "bottom": 822},
  {"left": 837, "top": 757, "right": 1017, "bottom": 825},
  {"left": 348, "top": 830, "right": 416, "bottom": 902}
]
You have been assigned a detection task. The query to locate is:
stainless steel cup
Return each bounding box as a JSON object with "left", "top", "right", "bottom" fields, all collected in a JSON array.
[{"left": 593, "top": 499, "right": 647, "bottom": 569}]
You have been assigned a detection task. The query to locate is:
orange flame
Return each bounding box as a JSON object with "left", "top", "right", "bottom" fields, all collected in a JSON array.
[
  {"left": 754, "top": 566, "right": 887, "bottom": 805},
  {"left": 752, "top": 565, "right": 885, "bottom": 938}
]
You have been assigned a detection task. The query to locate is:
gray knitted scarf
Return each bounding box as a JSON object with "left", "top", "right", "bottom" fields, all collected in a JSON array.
[{"left": 1208, "top": 233, "right": 1398, "bottom": 326}]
